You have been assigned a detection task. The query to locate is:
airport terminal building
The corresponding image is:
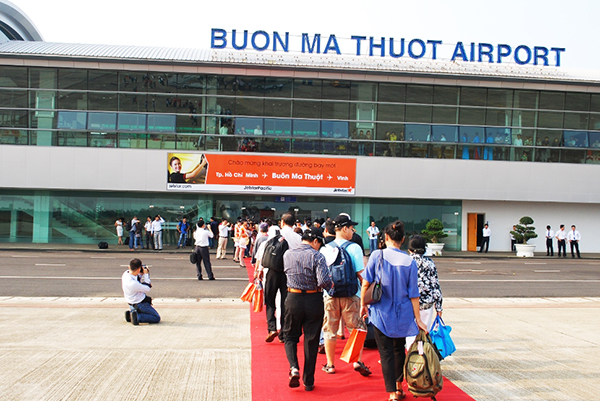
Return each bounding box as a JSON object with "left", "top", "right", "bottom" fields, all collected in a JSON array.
[{"left": 1, "top": 1, "right": 600, "bottom": 252}]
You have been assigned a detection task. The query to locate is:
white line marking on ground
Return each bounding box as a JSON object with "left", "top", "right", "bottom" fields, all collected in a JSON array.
[
  {"left": 34, "top": 264, "right": 66, "bottom": 266},
  {"left": 534, "top": 270, "right": 561, "bottom": 273},
  {"left": 163, "top": 258, "right": 184, "bottom": 260},
  {"left": 443, "top": 279, "right": 600, "bottom": 282},
  {"left": 456, "top": 262, "right": 482, "bottom": 264},
  {"left": 525, "top": 262, "right": 547, "bottom": 265},
  {"left": 11, "top": 255, "right": 40, "bottom": 258},
  {"left": 91, "top": 256, "right": 115, "bottom": 259},
  {"left": 0, "top": 276, "right": 249, "bottom": 281}
]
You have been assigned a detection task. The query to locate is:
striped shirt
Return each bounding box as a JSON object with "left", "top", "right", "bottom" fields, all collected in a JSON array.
[{"left": 283, "top": 244, "right": 333, "bottom": 292}]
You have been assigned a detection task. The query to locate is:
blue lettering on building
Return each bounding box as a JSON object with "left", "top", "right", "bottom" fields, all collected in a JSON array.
[{"left": 210, "top": 29, "right": 565, "bottom": 67}]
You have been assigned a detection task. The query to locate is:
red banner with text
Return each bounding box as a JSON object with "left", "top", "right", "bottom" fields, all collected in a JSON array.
[{"left": 166, "top": 153, "right": 356, "bottom": 195}]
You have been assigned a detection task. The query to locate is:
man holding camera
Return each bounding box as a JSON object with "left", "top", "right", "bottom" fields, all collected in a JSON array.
[{"left": 122, "top": 258, "right": 161, "bottom": 325}]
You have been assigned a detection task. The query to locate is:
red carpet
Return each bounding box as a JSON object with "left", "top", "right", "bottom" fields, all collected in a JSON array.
[{"left": 243, "top": 260, "right": 474, "bottom": 401}]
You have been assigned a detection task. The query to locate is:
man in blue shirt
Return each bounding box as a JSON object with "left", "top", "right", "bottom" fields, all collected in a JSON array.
[{"left": 176, "top": 217, "right": 190, "bottom": 249}]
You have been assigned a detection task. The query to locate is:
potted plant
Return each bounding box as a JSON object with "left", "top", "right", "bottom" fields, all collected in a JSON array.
[
  {"left": 421, "top": 218, "right": 449, "bottom": 256},
  {"left": 510, "top": 216, "right": 538, "bottom": 257}
]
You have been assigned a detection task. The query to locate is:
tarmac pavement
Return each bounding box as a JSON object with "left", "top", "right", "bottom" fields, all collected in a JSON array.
[{"left": 1, "top": 244, "right": 599, "bottom": 400}]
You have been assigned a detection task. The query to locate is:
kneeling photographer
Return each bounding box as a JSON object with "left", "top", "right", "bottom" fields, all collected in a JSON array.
[{"left": 122, "top": 258, "right": 161, "bottom": 325}]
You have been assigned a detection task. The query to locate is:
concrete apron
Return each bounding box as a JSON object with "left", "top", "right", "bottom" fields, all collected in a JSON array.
[{"left": 0, "top": 297, "right": 598, "bottom": 401}]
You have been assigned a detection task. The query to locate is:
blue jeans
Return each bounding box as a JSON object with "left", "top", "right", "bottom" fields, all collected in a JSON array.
[
  {"left": 177, "top": 232, "right": 187, "bottom": 247},
  {"left": 129, "top": 231, "right": 136, "bottom": 249},
  {"left": 369, "top": 238, "right": 377, "bottom": 254},
  {"left": 135, "top": 235, "right": 144, "bottom": 249},
  {"left": 130, "top": 302, "right": 161, "bottom": 324}
]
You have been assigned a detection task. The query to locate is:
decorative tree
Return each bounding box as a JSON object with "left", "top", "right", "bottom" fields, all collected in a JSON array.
[
  {"left": 421, "top": 218, "right": 448, "bottom": 243},
  {"left": 510, "top": 216, "right": 538, "bottom": 244}
]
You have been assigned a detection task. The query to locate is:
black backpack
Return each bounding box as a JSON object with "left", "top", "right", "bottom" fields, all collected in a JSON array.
[
  {"left": 261, "top": 232, "right": 289, "bottom": 272},
  {"left": 327, "top": 241, "right": 359, "bottom": 297},
  {"left": 125, "top": 220, "right": 132, "bottom": 231},
  {"left": 98, "top": 241, "right": 108, "bottom": 249}
]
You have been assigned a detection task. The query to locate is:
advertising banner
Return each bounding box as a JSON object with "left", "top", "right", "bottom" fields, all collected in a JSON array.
[{"left": 167, "top": 153, "right": 356, "bottom": 195}]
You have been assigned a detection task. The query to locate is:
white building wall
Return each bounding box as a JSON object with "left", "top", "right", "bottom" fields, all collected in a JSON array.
[
  {"left": 462, "top": 200, "right": 600, "bottom": 253},
  {"left": 2, "top": 145, "right": 600, "bottom": 251}
]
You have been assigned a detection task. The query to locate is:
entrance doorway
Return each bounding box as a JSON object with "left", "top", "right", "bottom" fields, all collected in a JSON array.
[{"left": 467, "top": 213, "right": 486, "bottom": 251}]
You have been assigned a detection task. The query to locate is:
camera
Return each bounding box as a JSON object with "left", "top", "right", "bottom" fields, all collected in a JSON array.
[
  {"left": 377, "top": 231, "right": 386, "bottom": 249},
  {"left": 142, "top": 264, "right": 149, "bottom": 273}
]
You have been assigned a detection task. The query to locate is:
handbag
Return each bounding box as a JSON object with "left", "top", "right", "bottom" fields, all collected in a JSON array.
[
  {"left": 189, "top": 249, "right": 197, "bottom": 264},
  {"left": 340, "top": 319, "right": 368, "bottom": 363},
  {"left": 240, "top": 281, "right": 256, "bottom": 303},
  {"left": 430, "top": 315, "right": 456, "bottom": 359},
  {"left": 252, "top": 279, "right": 264, "bottom": 313},
  {"left": 363, "top": 252, "right": 383, "bottom": 304}
]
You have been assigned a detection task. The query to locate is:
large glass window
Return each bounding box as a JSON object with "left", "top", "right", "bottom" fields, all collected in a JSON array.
[
  {"left": 565, "top": 93, "right": 590, "bottom": 112},
  {"left": 563, "top": 112, "right": 589, "bottom": 130},
  {"left": 514, "top": 90, "right": 538, "bottom": 109},
  {"left": 88, "top": 112, "right": 117, "bottom": 131},
  {"left": 378, "top": 83, "right": 405, "bottom": 103},
  {"left": 405, "top": 105, "right": 431, "bottom": 123},
  {"left": 175, "top": 74, "right": 206, "bottom": 94},
  {"left": 487, "top": 89, "right": 512, "bottom": 108},
  {"left": 0, "top": 66, "right": 27, "bottom": 88},
  {"left": 405, "top": 124, "right": 430, "bottom": 141},
  {"left": 322, "top": 80, "right": 351, "bottom": 101},
  {"left": 293, "top": 79, "right": 322, "bottom": 99},
  {"left": 432, "top": 125, "right": 458, "bottom": 142},
  {"left": 88, "top": 71, "right": 117, "bottom": 91},
  {"left": 432, "top": 107, "right": 457, "bottom": 124},
  {"left": 460, "top": 87, "right": 486, "bottom": 107},
  {"left": 88, "top": 92, "right": 117, "bottom": 111},
  {"left": 147, "top": 114, "right": 176, "bottom": 132},
  {"left": 321, "top": 101, "right": 349, "bottom": 120},
  {"left": 486, "top": 109, "right": 511, "bottom": 126},
  {"left": 539, "top": 91, "right": 565, "bottom": 110},
  {"left": 0, "top": 89, "right": 27, "bottom": 108},
  {"left": 292, "top": 119, "right": 320, "bottom": 137},
  {"left": 377, "top": 103, "right": 404, "bottom": 122},
  {"left": 59, "top": 92, "right": 87, "bottom": 110},
  {"left": 57, "top": 111, "right": 87, "bottom": 130},
  {"left": 263, "top": 78, "right": 292, "bottom": 98},
  {"left": 236, "top": 97, "right": 265, "bottom": 116},
  {"left": 264, "top": 119, "right": 291, "bottom": 136},
  {"left": 292, "top": 100, "right": 321, "bottom": 119},
  {"left": 264, "top": 99, "right": 291, "bottom": 117},
  {"left": 350, "top": 82, "right": 377, "bottom": 101},
  {"left": 433, "top": 86, "right": 459, "bottom": 105},
  {"left": 563, "top": 131, "right": 588, "bottom": 147},
  {"left": 118, "top": 113, "right": 146, "bottom": 131},
  {"left": 459, "top": 108, "right": 485, "bottom": 125},
  {"left": 406, "top": 85, "right": 433, "bottom": 104},
  {"left": 537, "top": 111, "right": 563, "bottom": 129}
]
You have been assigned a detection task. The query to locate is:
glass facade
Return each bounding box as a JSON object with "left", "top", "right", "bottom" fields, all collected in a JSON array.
[
  {"left": 0, "top": 189, "right": 461, "bottom": 249},
  {"left": 1, "top": 66, "right": 600, "bottom": 164}
]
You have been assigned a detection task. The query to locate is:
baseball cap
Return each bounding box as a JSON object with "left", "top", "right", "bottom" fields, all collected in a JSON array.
[
  {"left": 303, "top": 227, "right": 325, "bottom": 245},
  {"left": 333, "top": 213, "right": 358, "bottom": 228}
]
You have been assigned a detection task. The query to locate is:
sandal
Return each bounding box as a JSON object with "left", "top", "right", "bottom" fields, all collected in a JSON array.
[{"left": 395, "top": 390, "right": 406, "bottom": 400}]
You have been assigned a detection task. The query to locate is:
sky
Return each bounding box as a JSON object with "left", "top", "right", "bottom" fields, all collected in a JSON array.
[{"left": 8, "top": 0, "right": 600, "bottom": 71}]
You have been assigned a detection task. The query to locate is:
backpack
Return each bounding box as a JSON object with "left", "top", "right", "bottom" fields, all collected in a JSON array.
[
  {"left": 404, "top": 330, "right": 444, "bottom": 399},
  {"left": 261, "top": 231, "right": 289, "bottom": 272},
  {"left": 125, "top": 220, "right": 132, "bottom": 231},
  {"left": 97, "top": 241, "right": 108, "bottom": 249},
  {"left": 327, "top": 241, "right": 359, "bottom": 298}
]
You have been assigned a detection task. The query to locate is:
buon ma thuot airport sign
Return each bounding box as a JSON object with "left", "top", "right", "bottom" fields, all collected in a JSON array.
[{"left": 211, "top": 28, "right": 566, "bottom": 67}]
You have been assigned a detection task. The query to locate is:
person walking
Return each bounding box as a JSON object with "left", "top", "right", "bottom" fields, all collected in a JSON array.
[
  {"left": 176, "top": 217, "right": 190, "bottom": 249},
  {"left": 406, "top": 234, "right": 443, "bottom": 350},
  {"left": 479, "top": 223, "right": 490, "bottom": 253},
  {"left": 555, "top": 224, "right": 567, "bottom": 257},
  {"left": 545, "top": 225, "right": 554, "bottom": 256},
  {"left": 568, "top": 225, "right": 581, "bottom": 258},
  {"left": 193, "top": 219, "right": 215, "bottom": 280},
  {"left": 282, "top": 228, "right": 332, "bottom": 391},
  {"left": 320, "top": 213, "right": 371, "bottom": 377},
  {"left": 366, "top": 221, "right": 380, "bottom": 256},
  {"left": 360, "top": 221, "right": 428, "bottom": 401}
]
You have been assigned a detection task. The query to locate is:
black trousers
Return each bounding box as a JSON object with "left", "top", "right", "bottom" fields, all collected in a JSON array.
[
  {"left": 195, "top": 246, "right": 214, "bottom": 279},
  {"left": 557, "top": 239, "right": 566, "bottom": 257},
  {"left": 546, "top": 238, "right": 554, "bottom": 256},
  {"left": 479, "top": 236, "right": 490, "bottom": 252},
  {"left": 264, "top": 269, "right": 287, "bottom": 339},
  {"left": 374, "top": 325, "right": 407, "bottom": 393},
  {"left": 146, "top": 232, "right": 154, "bottom": 249},
  {"left": 570, "top": 241, "right": 581, "bottom": 258},
  {"left": 283, "top": 292, "right": 324, "bottom": 387}
]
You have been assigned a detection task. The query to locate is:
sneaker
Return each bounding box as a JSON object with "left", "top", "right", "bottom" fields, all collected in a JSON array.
[
  {"left": 322, "top": 364, "right": 335, "bottom": 374},
  {"left": 353, "top": 361, "right": 372, "bottom": 376},
  {"left": 125, "top": 310, "right": 131, "bottom": 322},
  {"left": 265, "top": 331, "right": 278, "bottom": 343},
  {"left": 131, "top": 310, "right": 139, "bottom": 326},
  {"left": 289, "top": 368, "right": 300, "bottom": 388}
]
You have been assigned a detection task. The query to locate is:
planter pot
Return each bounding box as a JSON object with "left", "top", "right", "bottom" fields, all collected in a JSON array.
[
  {"left": 425, "top": 243, "right": 445, "bottom": 257},
  {"left": 515, "top": 244, "right": 536, "bottom": 257}
]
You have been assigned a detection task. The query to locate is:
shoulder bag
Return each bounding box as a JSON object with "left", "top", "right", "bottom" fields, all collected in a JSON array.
[{"left": 363, "top": 251, "right": 383, "bottom": 304}]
